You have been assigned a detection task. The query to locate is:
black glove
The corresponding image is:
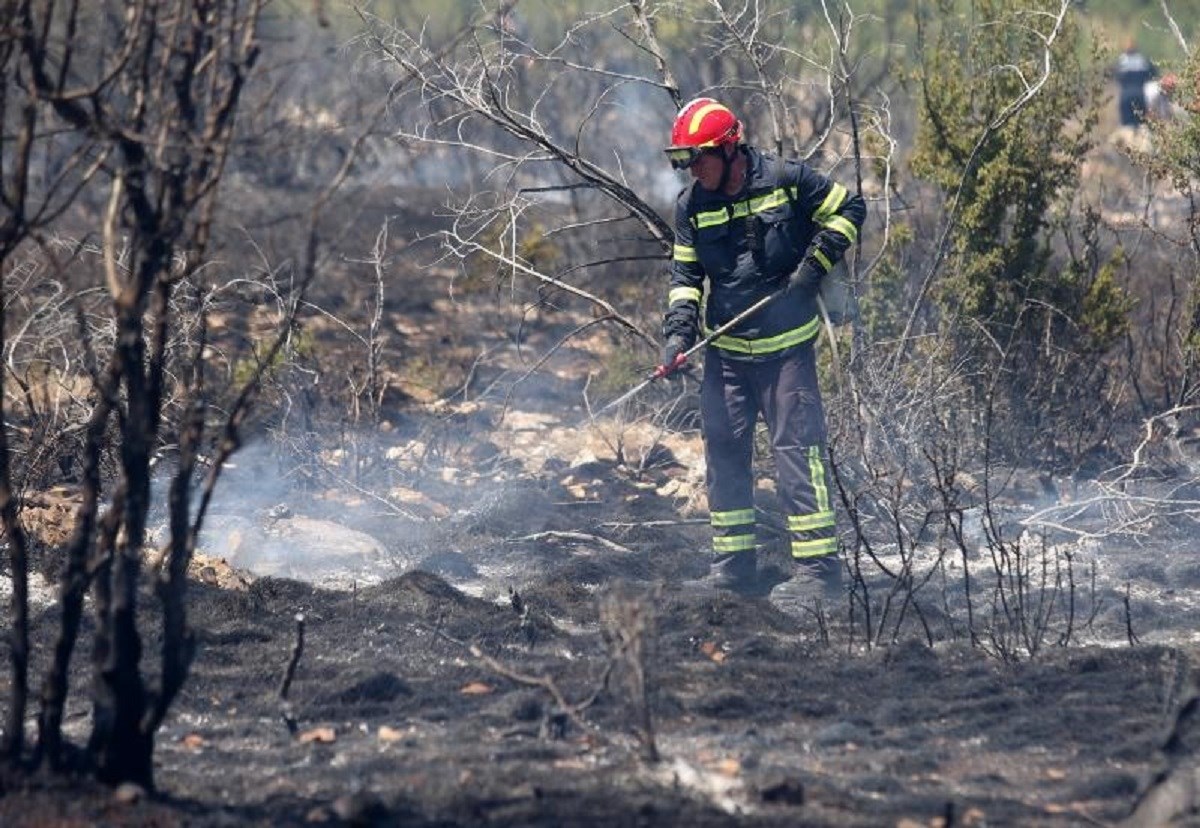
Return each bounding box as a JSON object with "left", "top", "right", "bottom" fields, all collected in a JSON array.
[
  {"left": 787, "top": 259, "right": 826, "bottom": 295},
  {"left": 658, "top": 335, "right": 690, "bottom": 378}
]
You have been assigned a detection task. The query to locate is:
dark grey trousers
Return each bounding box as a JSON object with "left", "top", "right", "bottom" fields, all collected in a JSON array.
[{"left": 700, "top": 344, "right": 837, "bottom": 561}]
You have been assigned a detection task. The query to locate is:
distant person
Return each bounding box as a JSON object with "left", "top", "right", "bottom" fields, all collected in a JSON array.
[{"left": 1115, "top": 40, "right": 1158, "bottom": 127}]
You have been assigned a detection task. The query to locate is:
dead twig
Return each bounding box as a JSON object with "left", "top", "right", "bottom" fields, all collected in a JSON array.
[
  {"left": 279, "top": 613, "right": 306, "bottom": 735},
  {"left": 599, "top": 584, "right": 659, "bottom": 762},
  {"left": 599, "top": 518, "right": 708, "bottom": 529},
  {"left": 1124, "top": 584, "right": 1140, "bottom": 647},
  {"left": 505, "top": 530, "right": 635, "bottom": 554}
]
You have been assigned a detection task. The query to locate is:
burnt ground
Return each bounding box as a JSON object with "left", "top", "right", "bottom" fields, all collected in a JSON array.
[
  {"left": 2, "top": 422, "right": 1199, "bottom": 828},
  {"left": 4, "top": 165, "right": 1200, "bottom": 827}
]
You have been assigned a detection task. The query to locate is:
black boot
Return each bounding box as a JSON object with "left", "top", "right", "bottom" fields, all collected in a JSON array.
[
  {"left": 810, "top": 554, "right": 845, "bottom": 600},
  {"left": 768, "top": 555, "right": 844, "bottom": 613},
  {"left": 701, "top": 550, "right": 759, "bottom": 596}
]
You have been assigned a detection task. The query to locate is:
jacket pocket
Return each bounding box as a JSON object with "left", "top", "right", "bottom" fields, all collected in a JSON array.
[
  {"left": 694, "top": 221, "right": 738, "bottom": 277},
  {"left": 756, "top": 207, "right": 805, "bottom": 276}
]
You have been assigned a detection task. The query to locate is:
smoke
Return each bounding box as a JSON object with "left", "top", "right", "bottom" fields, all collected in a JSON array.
[
  {"left": 148, "top": 441, "right": 404, "bottom": 589},
  {"left": 145, "top": 435, "right": 558, "bottom": 596}
]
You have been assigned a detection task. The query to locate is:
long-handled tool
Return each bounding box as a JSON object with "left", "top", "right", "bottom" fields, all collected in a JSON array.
[{"left": 590, "top": 288, "right": 786, "bottom": 419}]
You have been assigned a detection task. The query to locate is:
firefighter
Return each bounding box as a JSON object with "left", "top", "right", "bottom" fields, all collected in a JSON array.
[{"left": 659, "top": 98, "right": 865, "bottom": 607}]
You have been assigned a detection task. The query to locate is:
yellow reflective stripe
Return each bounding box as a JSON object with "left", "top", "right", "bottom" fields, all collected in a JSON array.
[
  {"left": 813, "top": 183, "right": 847, "bottom": 222},
  {"left": 791, "top": 537, "right": 838, "bottom": 559},
  {"left": 711, "top": 508, "right": 755, "bottom": 527},
  {"left": 821, "top": 214, "right": 858, "bottom": 244},
  {"left": 692, "top": 184, "right": 854, "bottom": 231},
  {"left": 694, "top": 208, "right": 728, "bottom": 228},
  {"left": 689, "top": 102, "right": 727, "bottom": 137},
  {"left": 714, "top": 534, "right": 756, "bottom": 553},
  {"left": 788, "top": 511, "right": 835, "bottom": 531},
  {"left": 747, "top": 189, "right": 790, "bottom": 212},
  {"left": 673, "top": 244, "right": 698, "bottom": 263},
  {"left": 708, "top": 314, "right": 820, "bottom": 355},
  {"left": 691, "top": 187, "right": 795, "bottom": 229},
  {"left": 808, "top": 445, "right": 830, "bottom": 514},
  {"left": 668, "top": 286, "right": 702, "bottom": 306},
  {"left": 812, "top": 250, "right": 832, "bottom": 272}
]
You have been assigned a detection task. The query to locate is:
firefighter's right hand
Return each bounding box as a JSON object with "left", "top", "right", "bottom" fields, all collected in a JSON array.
[{"left": 657, "top": 336, "right": 690, "bottom": 378}]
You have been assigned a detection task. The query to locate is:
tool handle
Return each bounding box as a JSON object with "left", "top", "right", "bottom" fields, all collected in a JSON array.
[
  {"left": 592, "top": 288, "right": 787, "bottom": 421},
  {"left": 679, "top": 289, "right": 783, "bottom": 361}
]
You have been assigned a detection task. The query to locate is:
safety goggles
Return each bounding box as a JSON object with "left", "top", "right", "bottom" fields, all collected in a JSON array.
[{"left": 665, "top": 146, "right": 708, "bottom": 170}]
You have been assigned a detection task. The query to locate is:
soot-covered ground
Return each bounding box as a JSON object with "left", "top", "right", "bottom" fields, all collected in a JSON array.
[
  {"left": 2, "top": 431, "right": 1199, "bottom": 828},
  {"left": 5, "top": 162, "right": 1200, "bottom": 825}
]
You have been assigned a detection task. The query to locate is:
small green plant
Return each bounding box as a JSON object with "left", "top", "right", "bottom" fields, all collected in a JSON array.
[{"left": 232, "top": 329, "right": 315, "bottom": 388}]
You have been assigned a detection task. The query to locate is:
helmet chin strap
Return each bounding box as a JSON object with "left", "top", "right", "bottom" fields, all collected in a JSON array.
[{"left": 716, "top": 145, "right": 740, "bottom": 194}]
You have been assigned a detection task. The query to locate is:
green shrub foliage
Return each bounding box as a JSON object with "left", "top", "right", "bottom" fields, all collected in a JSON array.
[{"left": 909, "top": 0, "right": 1130, "bottom": 469}]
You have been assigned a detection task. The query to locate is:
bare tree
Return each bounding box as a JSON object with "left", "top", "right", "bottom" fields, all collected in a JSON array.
[
  {"left": 0, "top": 0, "right": 109, "bottom": 762},
  {"left": 0, "top": 0, "right": 313, "bottom": 789}
]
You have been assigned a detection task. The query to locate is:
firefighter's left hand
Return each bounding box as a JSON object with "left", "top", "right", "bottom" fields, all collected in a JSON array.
[{"left": 787, "top": 259, "right": 825, "bottom": 294}]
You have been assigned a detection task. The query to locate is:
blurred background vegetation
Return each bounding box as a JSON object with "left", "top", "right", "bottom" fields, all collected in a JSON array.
[
  {"left": 6, "top": 0, "right": 1200, "bottom": 489},
  {"left": 279, "top": 0, "right": 1199, "bottom": 65}
]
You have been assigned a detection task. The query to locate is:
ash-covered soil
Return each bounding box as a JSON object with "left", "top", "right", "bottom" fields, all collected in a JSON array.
[
  {"left": 2, "top": 436, "right": 1199, "bottom": 827},
  {"left": 3, "top": 213, "right": 1200, "bottom": 825}
]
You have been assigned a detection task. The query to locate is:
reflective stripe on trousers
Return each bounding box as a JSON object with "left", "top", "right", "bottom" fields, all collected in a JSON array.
[{"left": 701, "top": 344, "right": 836, "bottom": 559}]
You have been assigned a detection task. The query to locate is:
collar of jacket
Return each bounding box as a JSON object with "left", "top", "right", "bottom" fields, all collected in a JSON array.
[
  {"left": 683, "top": 146, "right": 780, "bottom": 214},
  {"left": 685, "top": 147, "right": 800, "bottom": 231}
]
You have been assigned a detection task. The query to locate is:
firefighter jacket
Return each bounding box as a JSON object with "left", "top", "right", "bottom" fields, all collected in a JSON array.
[{"left": 664, "top": 146, "right": 865, "bottom": 361}]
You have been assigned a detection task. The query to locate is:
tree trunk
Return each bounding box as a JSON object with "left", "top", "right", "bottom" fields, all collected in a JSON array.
[
  {"left": 0, "top": 283, "right": 30, "bottom": 761},
  {"left": 88, "top": 541, "right": 151, "bottom": 789}
]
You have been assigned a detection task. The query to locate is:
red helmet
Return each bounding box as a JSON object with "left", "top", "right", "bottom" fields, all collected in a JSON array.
[{"left": 668, "top": 98, "right": 742, "bottom": 150}]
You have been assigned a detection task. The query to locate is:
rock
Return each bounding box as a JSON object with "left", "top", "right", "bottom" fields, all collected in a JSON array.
[
  {"left": 191, "top": 552, "right": 254, "bottom": 590},
  {"left": 387, "top": 485, "right": 451, "bottom": 518},
  {"left": 199, "top": 514, "right": 387, "bottom": 589},
  {"left": 113, "top": 782, "right": 146, "bottom": 805}
]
